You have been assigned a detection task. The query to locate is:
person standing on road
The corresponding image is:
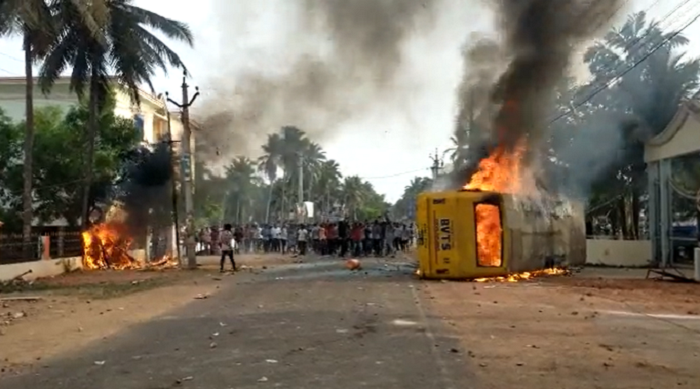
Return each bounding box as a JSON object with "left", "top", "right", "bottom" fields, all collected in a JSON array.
[
  {"left": 271, "top": 224, "right": 281, "bottom": 252},
  {"left": 279, "top": 224, "right": 288, "bottom": 254},
  {"left": 297, "top": 224, "right": 308, "bottom": 255},
  {"left": 219, "top": 223, "right": 237, "bottom": 273}
]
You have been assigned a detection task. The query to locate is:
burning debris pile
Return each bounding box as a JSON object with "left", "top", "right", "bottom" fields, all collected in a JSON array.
[
  {"left": 82, "top": 223, "right": 139, "bottom": 270},
  {"left": 81, "top": 222, "right": 177, "bottom": 270},
  {"left": 80, "top": 143, "right": 178, "bottom": 271}
]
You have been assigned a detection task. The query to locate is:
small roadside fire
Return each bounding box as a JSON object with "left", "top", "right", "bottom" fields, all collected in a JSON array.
[
  {"left": 474, "top": 267, "right": 569, "bottom": 282},
  {"left": 82, "top": 223, "right": 138, "bottom": 269},
  {"left": 81, "top": 223, "right": 177, "bottom": 270}
]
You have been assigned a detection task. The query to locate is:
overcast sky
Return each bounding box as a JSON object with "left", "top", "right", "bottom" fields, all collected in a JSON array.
[{"left": 0, "top": 0, "right": 698, "bottom": 202}]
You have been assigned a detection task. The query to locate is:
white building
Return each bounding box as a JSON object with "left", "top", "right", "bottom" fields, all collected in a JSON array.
[{"left": 0, "top": 76, "right": 197, "bottom": 226}]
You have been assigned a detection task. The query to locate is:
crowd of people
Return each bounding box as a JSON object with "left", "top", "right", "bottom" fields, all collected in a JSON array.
[{"left": 197, "top": 219, "right": 415, "bottom": 271}]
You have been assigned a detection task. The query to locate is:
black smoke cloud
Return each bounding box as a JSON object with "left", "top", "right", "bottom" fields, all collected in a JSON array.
[
  {"left": 194, "top": 0, "right": 441, "bottom": 162},
  {"left": 452, "top": 0, "right": 625, "bottom": 187},
  {"left": 117, "top": 143, "right": 175, "bottom": 236}
]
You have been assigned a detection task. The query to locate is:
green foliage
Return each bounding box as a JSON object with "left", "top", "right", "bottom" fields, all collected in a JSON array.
[
  {"left": 39, "top": 0, "right": 193, "bottom": 106},
  {"left": 0, "top": 108, "right": 23, "bottom": 230},
  {"left": 0, "top": 102, "right": 138, "bottom": 230},
  {"left": 193, "top": 127, "right": 390, "bottom": 225},
  {"left": 392, "top": 177, "right": 432, "bottom": 220}
]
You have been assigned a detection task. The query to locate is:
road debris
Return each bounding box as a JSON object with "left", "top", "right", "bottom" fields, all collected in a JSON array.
[
  {"left": 194, "top": 293, "right": 210, "bottom": 300},
  {"left": 258, "top": 376, "right": 268, "bottom": 382},
  {"left": 265, "top": 359, "right": 278, "bottom": 363},
  {"left": 93, "top": 361, "right": 106, "bottom": 366},
  {"left": 175, "top": 376, "right": 194, "bottom": 384}
]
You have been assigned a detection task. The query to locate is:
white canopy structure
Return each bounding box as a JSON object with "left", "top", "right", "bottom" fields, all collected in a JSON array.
[{"left": 644, "top": 100, "right": 700, "bottom": 266}]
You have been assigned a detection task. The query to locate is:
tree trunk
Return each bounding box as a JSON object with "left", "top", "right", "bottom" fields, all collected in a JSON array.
[
  {"left": 21, "top": 30, "right": 35, "bottom": 257},
  {"left": 235, "top": 198, "right": 241, "bottom": 224},
  {"left": 616, "top": 196, "right": 627, "bottom": 239},
  {"left": 81, "top": 67, "right": 99, "bottom": 229},
  {"left": 265, "top": 180, "right": 273, "bottom": 223},
  {"left": 631, "top": 187, "right": 640, "bottom": 240}
]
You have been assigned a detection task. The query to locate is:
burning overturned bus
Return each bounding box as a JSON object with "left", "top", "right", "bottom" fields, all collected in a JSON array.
[
  {"left": 415, "top": 144, "right": 586, "bottom": 280},
  {"left": 414, "top": 188, "right": 586, "bottom": 280}
]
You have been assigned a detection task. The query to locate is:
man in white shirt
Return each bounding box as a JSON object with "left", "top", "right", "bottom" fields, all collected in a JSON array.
[
  {"left": 279, "top": 225, "right": 288, "bottom": 254},
  {"left": 297, "top": 225, "right": 308, "bottom": 255},
  {"left": 218, "top": 223, "right": 237, "bottom": 272},
  {"left": 271, "top": 224, "right": 281, "bottom": 252}
]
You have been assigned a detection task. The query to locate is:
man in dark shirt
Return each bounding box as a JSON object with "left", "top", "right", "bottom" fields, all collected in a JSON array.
[{"left": 338, "top": 220, "right": 349, "bottom": 257}]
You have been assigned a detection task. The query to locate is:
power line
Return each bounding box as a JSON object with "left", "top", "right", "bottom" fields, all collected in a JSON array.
[
  {"left": 359, "top": 168, "right": 430, "bottom": 180},
  {"left": 550, "top": 9, "right": 700, "bottom": 126},
  {"left": 0, "top": 52, "right": 22, "bottom": 63},
  {"left": 582, "top": 0, "right": 694, "bottom": 91},
  {"left": 0, "top": 66, "right": 20, "bottom": 76}
]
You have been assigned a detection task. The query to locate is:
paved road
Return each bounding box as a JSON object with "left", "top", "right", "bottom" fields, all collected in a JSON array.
[{"left": 1, "top": 257, "right": 473, "bottom": 389}]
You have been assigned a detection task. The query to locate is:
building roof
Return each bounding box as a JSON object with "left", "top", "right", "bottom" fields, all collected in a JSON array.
[{"left": 0, "top": 75, "right": 164, "bottom": 108}]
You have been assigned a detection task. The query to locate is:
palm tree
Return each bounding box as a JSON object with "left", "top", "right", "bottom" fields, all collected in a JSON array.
[
  {"left": 315, "top": 159, "right": 342, "bottom": 217},
  {"left": 341, "top": 176, "right": 366, "bottom": 219},
  {"left": 223, "top": 157, "right": 258, "bottom": 223},
  {"left": 300, "top": 141, "right": 326, "bottom": 200},
  {"left": 0, "top": 0, "right": 55, "bottom": 249},
  {"left": 39, "top": 0, "right": 194, "bottom": 228},
  {"left": 392, "top": 176, "right": 432, "bottom": 219},
  {"left": 258, "top": 133, "right": 283, "bottom": 222}
]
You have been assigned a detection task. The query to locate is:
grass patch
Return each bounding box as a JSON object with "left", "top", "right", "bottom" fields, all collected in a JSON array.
[
  {"left": 1, "top": 275, "right": 177, "bottom": 299},
  {"left": 47, "top": 278, "right": 174, "bottom": 299}
]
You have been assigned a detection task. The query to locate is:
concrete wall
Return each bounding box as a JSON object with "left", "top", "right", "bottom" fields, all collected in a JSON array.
[
  {"left": 585, "top": 239, "right": 651, "bottom": 267},
  {"left": 0, "top": 249, "right": 147, "bottom": 282}
]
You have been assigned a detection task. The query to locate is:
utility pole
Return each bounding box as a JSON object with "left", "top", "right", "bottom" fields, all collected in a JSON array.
[
  {"left": 429, "top": 149, "right": 444, "bottom": 180},
  {"left": 297, "top": 152, "right": 304, "bottom": 223},
  {"left": 166, "top": 70, "right": 199, "bottom": 269},
  {"left": 159, "top": 93, "right": 182, "bottom": 264}
]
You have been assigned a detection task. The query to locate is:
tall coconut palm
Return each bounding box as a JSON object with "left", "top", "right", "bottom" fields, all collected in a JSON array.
[
  {"left": 39, "top": 0, "right": 193, "bottom": 228},
  {"left": 341, "top": 176, "right": 366, "bottom": 219},
  {"left": 315, "top": 159, "right": 342, "bottom": 216},
  {"left": 300, "top": 141, "right": 326, "bottom": 200},
  {"left": 223, "top": 157, "right": 258, "bottom": 223},
  {"left": 258, "top": 133, "right": 283, "bottom": 222},
  {"left": 0, "top": 0, "right": 54, "bottom": 250}
]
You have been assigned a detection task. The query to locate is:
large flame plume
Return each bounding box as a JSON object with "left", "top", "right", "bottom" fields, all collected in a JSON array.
[{"left": 455, "top": 0, "right": 623, "bottom": 273}]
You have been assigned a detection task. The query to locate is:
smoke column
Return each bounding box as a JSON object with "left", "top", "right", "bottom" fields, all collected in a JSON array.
[
  {"left": 453, "top": 0, "right": 625, "bottom": 186},
  {"left": 118, "top": 143, "right": 174, "bottom": 237},
  {"left": 195, "top": 0, "right": 441, "bottom": 161}
]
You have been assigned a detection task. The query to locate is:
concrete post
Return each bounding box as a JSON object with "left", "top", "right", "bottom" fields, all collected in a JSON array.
[
  {"left": 658, "top": 159, "right": 672, "bottom": 267},
  {"left": 57, "top": 227, "right": 65, "bottom": 257}
]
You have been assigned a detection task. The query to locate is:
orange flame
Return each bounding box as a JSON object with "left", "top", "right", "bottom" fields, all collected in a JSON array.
[
  {"left": 463, "top": 143, "right": 525, "bottom": 267},
  {"left": 474, "top": 267, "right": 569, "bottom": 282},
  {"left": 82, "top": 223, "right": 140, "bottom": 269},
  {"left": 81, "top": 223, "right": 179, "bottom": 270}
]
